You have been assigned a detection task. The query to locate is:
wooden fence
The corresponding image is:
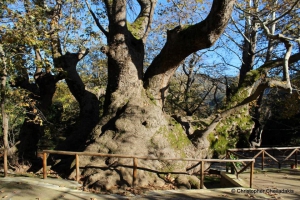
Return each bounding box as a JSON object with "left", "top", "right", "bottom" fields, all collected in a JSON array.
[
  {"left": 226, "top": 147, "right": 300, "bottom": 171},
  {"left": 42, "top": 150, "right": 255, "bottom": 188}
]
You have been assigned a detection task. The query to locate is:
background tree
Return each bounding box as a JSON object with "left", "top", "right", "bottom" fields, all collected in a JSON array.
[
  {"left": 1, "top": 1, "right": 67, "bottom": 161},
  {"left": 203, "top": 0, "right": 300, "bottom": 150},
  {"left": 1, "top": 0, "right": 102, "bottom": 162},
  {"left": 0, "top": 45, "right": 9, "bottom": 177},
  {"left": 165, "top": 53, "right": 226, "bottom": 117}
]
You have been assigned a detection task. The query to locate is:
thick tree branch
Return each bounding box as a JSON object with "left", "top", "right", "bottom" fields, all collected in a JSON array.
[
  {"left": 34, "top": 48, "right": 43, "bottom": 74},
  {"left": 143, "top": 0, "right": 236, "bottom": 107},
  {"left": 63, "top": 1, "right": 74, "bottom": 53},
  {"left": 49, "top": 0, "right": 63, "bottom": 62},
  {"left": 57, "top": 48, "right": 90, "bottom": 104},
  {"left": 53, "top": 72, "right": 65, "bottom": 83},
  {"left": 238, "top": 0, "right": 259, "bottom": 87},
  {"left": 78, "top": 48, "right": 90, "bottom": 60},
  {"left": 265, "top": 0, "right": 277, "bottom": 62},
  {"left": 11, "top": 58, "right": 38, "bottom": 94},
  {"left": 130, "top": 0, "right": 156, "bottom": 42},
  {"left": 0, "top": 44, "right": 9, "bottom": 177},
  {"left": 260, "top": 19, "right": 296, "bottom": 93},
  {"left": 260, "top": 52, "right": 300, "bottom": 70},
  {"left": 282, "top": 42, "right": 292, "bottom": 89},
  {"left": 104, "top": 0, "right": 126, "bottom": 32}
]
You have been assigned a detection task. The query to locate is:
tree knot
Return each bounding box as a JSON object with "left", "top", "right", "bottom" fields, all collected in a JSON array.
[{"left": 101, "top": 46, "right": 109, "bottom": 54}]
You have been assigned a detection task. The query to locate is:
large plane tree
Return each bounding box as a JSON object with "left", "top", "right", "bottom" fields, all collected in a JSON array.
[
  {"left": 71, "top": 0, "right": 236, "bottom": 190},
  {"left": 75, "top": 0, "right": 300, "bottom": 190}
]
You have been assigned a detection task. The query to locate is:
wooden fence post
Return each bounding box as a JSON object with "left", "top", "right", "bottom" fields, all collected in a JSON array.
[
  {"left": 76, "top": 154, "right": 80, "bottom": 182},
  {"left": 3, "top": 148, "right": 7, "bottom": 177},
  {"left": 250, "top": 161, "right": 254, "bottom": 188},
  {"left": 43, "top": 152, "right": 47, "bottom": 179},
  {"left": 261, "top": 150, "right": 264, "bottom": 170},
  {"left": 132, "top": 158, "right": 138, "bottom": 187},
  {"left": 226, "top": 151, "right": 229, "bottom": 172},
  {"left": 200, "top": 161, "right": 204, "bottom": 189},
  {"left": 295, "top": 150, "right": 298, "bottom": 168}
]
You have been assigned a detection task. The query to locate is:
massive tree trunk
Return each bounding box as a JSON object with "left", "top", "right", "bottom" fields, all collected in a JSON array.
[
  {"left": 59, "top": 0, "right": 236, "bottom": 191},
  {"left": 238, "top": 0, "right": 258, "bottom": 87}
]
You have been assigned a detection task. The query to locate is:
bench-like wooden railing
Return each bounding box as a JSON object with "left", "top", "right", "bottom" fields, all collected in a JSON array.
[
  {"left": 42, "top": 150, "right": 255, "bottom": 188},
  {"left": 226, "top": 147, "right": 300, "bottom": 171}
]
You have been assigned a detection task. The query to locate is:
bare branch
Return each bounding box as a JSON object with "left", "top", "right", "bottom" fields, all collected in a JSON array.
[
  {"left": 213, "top": 45, "right": 241, "bottom": 70},
  {"left": 230, "top": 16, "right": 250, "bottom": 43},
  {"left": 85, "top": 0, "right": 109, "bottom": 37},
  {"left": 223, "top": 31, "right": 243, "bottom": 50},
  {"left": 191, "top": 85, "right": 214, "bottom": 115},
  {"left": 265, "top": 0, "right": 277, "bottom": 62},
  {"left": 182, "top": 63, "right": 189, "bottom": 76},
  {"left": 170, "top": 0, "right": 184, "bottom": 13},
  {"left": 141, "top": 0, "right": 155, "bottom": 43},
  {"left": 266, "top": 0, "right": 300, "bottom": 26}
]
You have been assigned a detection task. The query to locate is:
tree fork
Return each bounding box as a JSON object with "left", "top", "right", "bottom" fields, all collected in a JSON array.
[{"left": 143, "top": 0, "right": 236, "bottom": 107}]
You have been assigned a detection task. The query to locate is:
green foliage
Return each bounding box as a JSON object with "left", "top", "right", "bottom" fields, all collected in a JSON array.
[
  {"left": 240, "top": 70, "right": 261, "bottom": 88},
  {"left": 0, "top": 0, "right": 107, "bottom": 152},
  {"left": 146, "top": 89, "right": 157, "bottom": 105},
  {"left": 53, "top": 82, "right": 79, "bottom": 122},
  {"left": 37, "top": 82, "right": 79, "bottom": 148},
  {"left": 127, "top": 17, "right": 146, "bottom": 39},
  {"left": 208, "top": 113, "right": 253, "bottom": 157},
  {"left": 0, "top": 87, "right": 26, "bottom": 147},
  {"left": 153, "top": 118, "right": 192, "bottom": 159},
  {"left": 226, "top": 154, "right": 243, "bottom": 169},
  {"left": 208, "top": 134, "right": 229, "bottom": 156},
  {"left": 204, "top": 175, "right": 220, "bottom": 183},
  {"left": 165, "top": 119, "right": 192, "bottom": 151}
]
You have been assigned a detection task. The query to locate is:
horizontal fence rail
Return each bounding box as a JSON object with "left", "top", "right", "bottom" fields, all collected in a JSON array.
[
  {"left": 227, "top": 147, "right": 300, "bottom": 171},
  {"left": 42, "top": 150, "right": 255, "bottom": 188}
]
